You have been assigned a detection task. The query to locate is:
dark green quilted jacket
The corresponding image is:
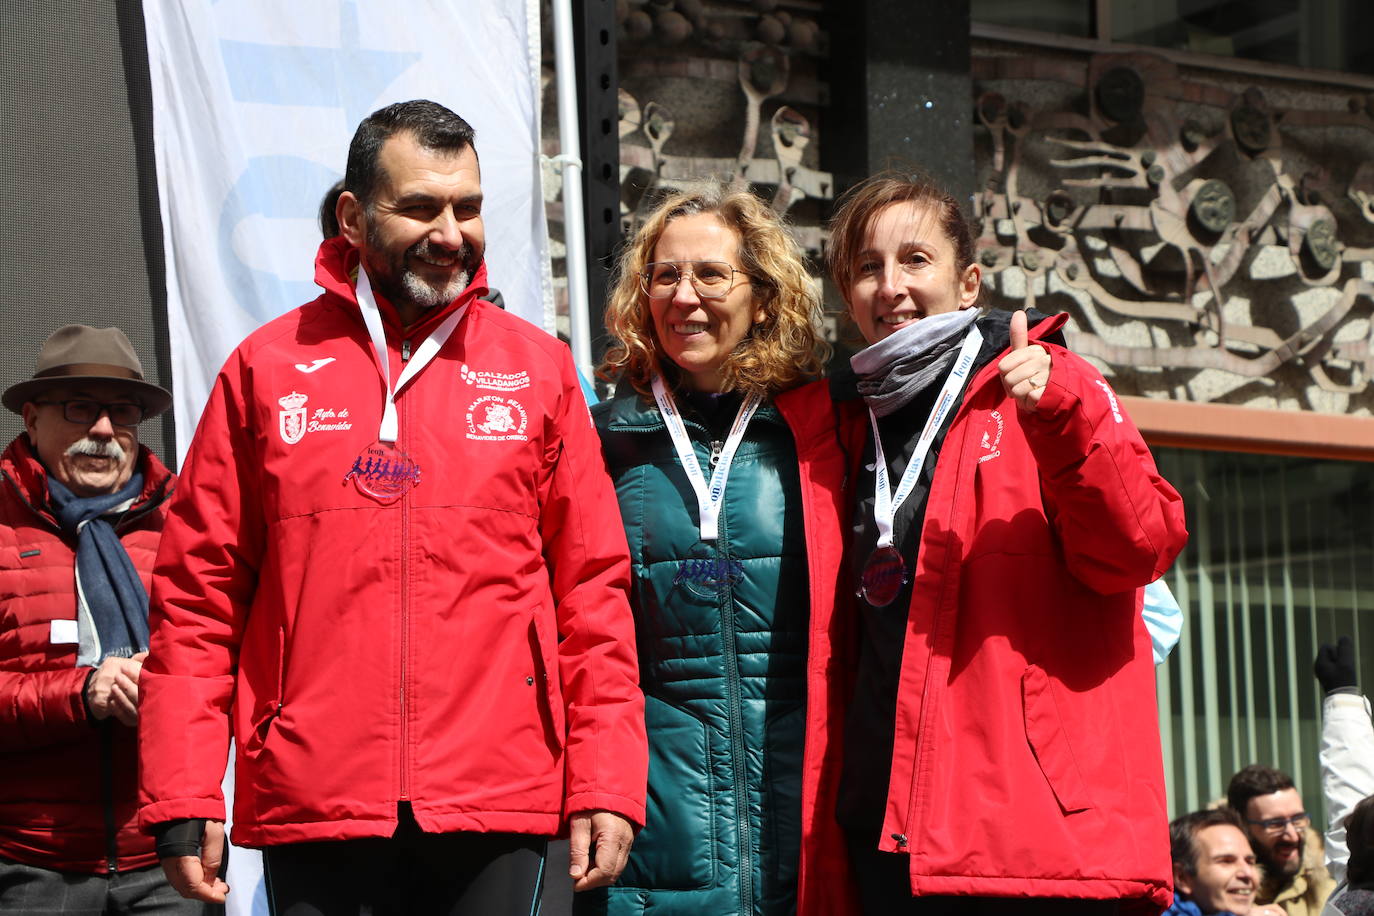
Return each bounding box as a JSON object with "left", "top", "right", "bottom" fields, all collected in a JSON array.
[{"left": 576, "top": 388, "right": 808, "bottom": 916}]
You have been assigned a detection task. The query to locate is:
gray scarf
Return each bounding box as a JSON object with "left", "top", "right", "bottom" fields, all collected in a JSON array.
[{"left": 850, "top": 308, "right": 980, "bottom": 416}]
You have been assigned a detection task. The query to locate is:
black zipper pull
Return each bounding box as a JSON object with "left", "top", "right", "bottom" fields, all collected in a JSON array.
[{"left": 401, "top": 339, "right": 412, "bottom": 361}]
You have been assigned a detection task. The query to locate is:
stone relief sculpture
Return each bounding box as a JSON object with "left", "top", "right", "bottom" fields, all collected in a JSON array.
[
  {"left": 616, "top": 46, "right": 831, "bottom": 247},
  {"left": 541, "top": 8, "right": 1374, "bottom": 414},
  {"left": 541, "top": 1, "right": 833, "bottom": 340},
  {"left": 973, "top": 49, "right": 1374, "bottom": 413}
]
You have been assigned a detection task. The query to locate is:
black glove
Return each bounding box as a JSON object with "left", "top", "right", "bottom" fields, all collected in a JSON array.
[
  {"left": 153, "top": 818, "right": 206, "bottom": 858},
  {"left": 1314, "top": 635, "right": 1358, "bottom": 693}
]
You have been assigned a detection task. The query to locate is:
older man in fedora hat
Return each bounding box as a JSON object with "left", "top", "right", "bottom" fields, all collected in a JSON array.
[{"left": 0, "top": 325, "right": 205, "bottom": 914}]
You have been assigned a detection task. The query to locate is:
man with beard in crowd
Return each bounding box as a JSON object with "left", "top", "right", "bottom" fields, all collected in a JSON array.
[{"left": 1230, "top": 765, "right": 1337, "bottom": 916}]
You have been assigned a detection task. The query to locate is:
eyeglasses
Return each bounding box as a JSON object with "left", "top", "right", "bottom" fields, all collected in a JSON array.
[
  {"left": 35, "top": 399, "right": 145, "bottom": 427},
  {"left": 640, "top": 261, "right": 750, "bottom": 301},
  {"left": 1247, "top": 813, "right": 1309, "bottom": 834}
]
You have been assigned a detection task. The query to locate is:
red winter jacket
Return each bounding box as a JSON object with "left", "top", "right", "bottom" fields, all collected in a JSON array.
[
  {"left": 778, "top": 313, "right": 1187, "bottom": 915},
  {"left": 0, "top": 436, "right": 175, "bottom": 873},
  {"left": 139, "top": 238, "right": 646, "bottom": 846}
]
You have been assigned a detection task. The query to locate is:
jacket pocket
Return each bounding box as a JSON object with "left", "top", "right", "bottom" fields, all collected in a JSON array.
[
  {"left": 1021, "top": 664, "right": 1093, "bottom": 814},
  {"left": 243, "top": 626, "right": 286, "bottom": 757},
  {"left": 618, "top": 695, "right": 714, "bottom": 890},
  {"left": 529, "top": 610, "right": 566, "bottom": 749}
]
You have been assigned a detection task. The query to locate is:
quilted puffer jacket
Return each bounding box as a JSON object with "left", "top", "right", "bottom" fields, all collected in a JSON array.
[
  {"left": 577, "top": 387, "right": 809, "bottom": 916},
  {"left": 0, "top": 435, "right": 175, "bottom": 872}
]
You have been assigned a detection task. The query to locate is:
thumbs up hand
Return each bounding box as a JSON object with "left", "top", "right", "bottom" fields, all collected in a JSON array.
[{"left": 998, "top": 309, "right": 1052, "bottom": 412}]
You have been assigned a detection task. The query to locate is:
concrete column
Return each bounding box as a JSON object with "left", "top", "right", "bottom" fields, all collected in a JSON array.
[{"left": 825, "top": 0, "right": 974, "bottom": 204}]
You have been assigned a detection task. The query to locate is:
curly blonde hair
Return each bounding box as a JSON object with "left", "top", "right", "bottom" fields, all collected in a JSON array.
[{"left": 600, "top": 187, "right": 828, "bottom": 397}]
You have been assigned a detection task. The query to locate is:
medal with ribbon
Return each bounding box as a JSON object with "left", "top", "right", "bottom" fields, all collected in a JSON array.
[
  {"left": 343, "top": 268, "right": 467, "bottom": 503},
  {"left": 651, "top": 376, "right": 762, "bottom": 595},
  {"left": 860, "top": 324, "right": 984, "bottom": 607}
]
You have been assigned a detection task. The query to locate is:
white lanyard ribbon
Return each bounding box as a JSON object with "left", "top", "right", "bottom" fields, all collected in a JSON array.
[
  {"left": 355, "top": 268, "right": 467, "bottom": 443},
  {"left": 651, "top": 375, "right": 763, "bottom": 542},
  {"left": 868, "top": 324, "right": 984, "bottom": 549}
]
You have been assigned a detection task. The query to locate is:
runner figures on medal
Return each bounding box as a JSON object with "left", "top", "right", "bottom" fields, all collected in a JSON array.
[{"left": 345, "top": 266, "right": 462, "bottom": 501}]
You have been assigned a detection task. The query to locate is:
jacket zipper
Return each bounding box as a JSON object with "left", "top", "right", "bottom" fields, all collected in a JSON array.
[
  {"left": 619, "top": 404, "right": 764, "bottom": 907},
  {"left": 711, "top": 436, "right": 752, "bottom": 914},
  {"left": 100, "top": 722, "right": 117, "bottom": 872},
  {"left": 899, "top": 375, "right": 983, "bottom": 857},
  {"left": 399, "top": 344, "right": 411, "bottom": 802}
]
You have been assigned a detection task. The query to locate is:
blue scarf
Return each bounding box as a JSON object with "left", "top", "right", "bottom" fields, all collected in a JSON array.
[{"left": 47, "top": 472, "right": 150, "bottom": 666}]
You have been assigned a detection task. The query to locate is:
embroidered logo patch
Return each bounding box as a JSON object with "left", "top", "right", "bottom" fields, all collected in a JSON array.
[
  {"left": 294, "top": 357, "right": 335, "bottom": 374},
  {"left": 978, "top": 409, "right": 1004, "bottom": 464},
  {"left": 460, "top": 363, "right": 531, "bottom": 392},
  {"left": 278, "top": 392, "right": 308, "bottom": 445},
  {"left": 1094, "top": 379, "right": 1124, "bottom": 423},
  {"left": 466, "top": 396, "right": 529, "bottom": 441},
  {"left": 307, "top": 407, "right": 353, "bottom": 433},
  {"left": 279, "top": 392, "right": 353, "bottom": 443}
]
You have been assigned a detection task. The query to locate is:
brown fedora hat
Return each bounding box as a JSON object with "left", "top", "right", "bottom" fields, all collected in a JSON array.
[{"left": 2, "top": 325, "right": 173, "bottom": 418}]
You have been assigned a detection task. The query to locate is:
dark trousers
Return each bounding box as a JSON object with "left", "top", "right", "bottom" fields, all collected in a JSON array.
[
  {"left": 846, "top": 833, "right": 1123, "bottom": 916},
  {"left": 0, "top": 855, "right": 215, "bottom": 915},
  {"left": 262, "top": 809, "right": 547, "bottom": 916}
]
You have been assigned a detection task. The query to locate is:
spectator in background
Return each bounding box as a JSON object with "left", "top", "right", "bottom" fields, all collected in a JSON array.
[
  {"left": 0, "top": 326, "right": 204, "bottom": 914},
  {"left": 317, "top": 179, "right": 345, "bottom": 239},
  {"left": 1321, "top": 795, "right": 1373, "bottom": 916},
  {"left": 1168, "top": 808, "right": 1277, "bottom": 916},
  {"left": 1315, "top": 637, "right": 1374, "bottom": 885},
  {"left": 1229, "top": 765, "right": 1337, "bottom": 916}
]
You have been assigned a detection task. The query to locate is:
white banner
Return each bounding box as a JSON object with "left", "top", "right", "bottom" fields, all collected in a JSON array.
[{"left": 143, "top": 0, "right": 549, "bottom": 464}]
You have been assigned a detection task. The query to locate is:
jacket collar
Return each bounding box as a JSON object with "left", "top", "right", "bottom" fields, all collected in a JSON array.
[
  {"left": 600, "top": 379, "right": 783, "bottom": 433},
  {"left": 313, "top": 236, "right": 491, "bottom": 336}
]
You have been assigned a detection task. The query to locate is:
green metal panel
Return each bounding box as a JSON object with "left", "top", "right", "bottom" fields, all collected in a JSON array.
[{"left": 1153, "top": 448, "right": 1374, "bottom": 835}]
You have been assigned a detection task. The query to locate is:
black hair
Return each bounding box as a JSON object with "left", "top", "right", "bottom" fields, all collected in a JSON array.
[
  {"left": 1226, "top": 764, "right": 1296, "bottom": 815},
  {"left": 1348, "top": 794, "right": 1374, "bottom": 888},
  {"left": 1170, "top": 808, "right": 1248, "bottom": 878},
  {"left": 344, "top": 99, "right": 477, "bottom": 210},
  {"left": 319, "top": 179, "right": 345, "bottom": 239}
]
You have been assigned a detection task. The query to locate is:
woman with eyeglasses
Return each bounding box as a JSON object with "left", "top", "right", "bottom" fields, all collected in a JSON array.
[
  {"left": 775, "top": 172, "right": 1189, "bottom": 914},
  {"left": 576, "top": 188, "right": 840, "bottom": 916}
]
